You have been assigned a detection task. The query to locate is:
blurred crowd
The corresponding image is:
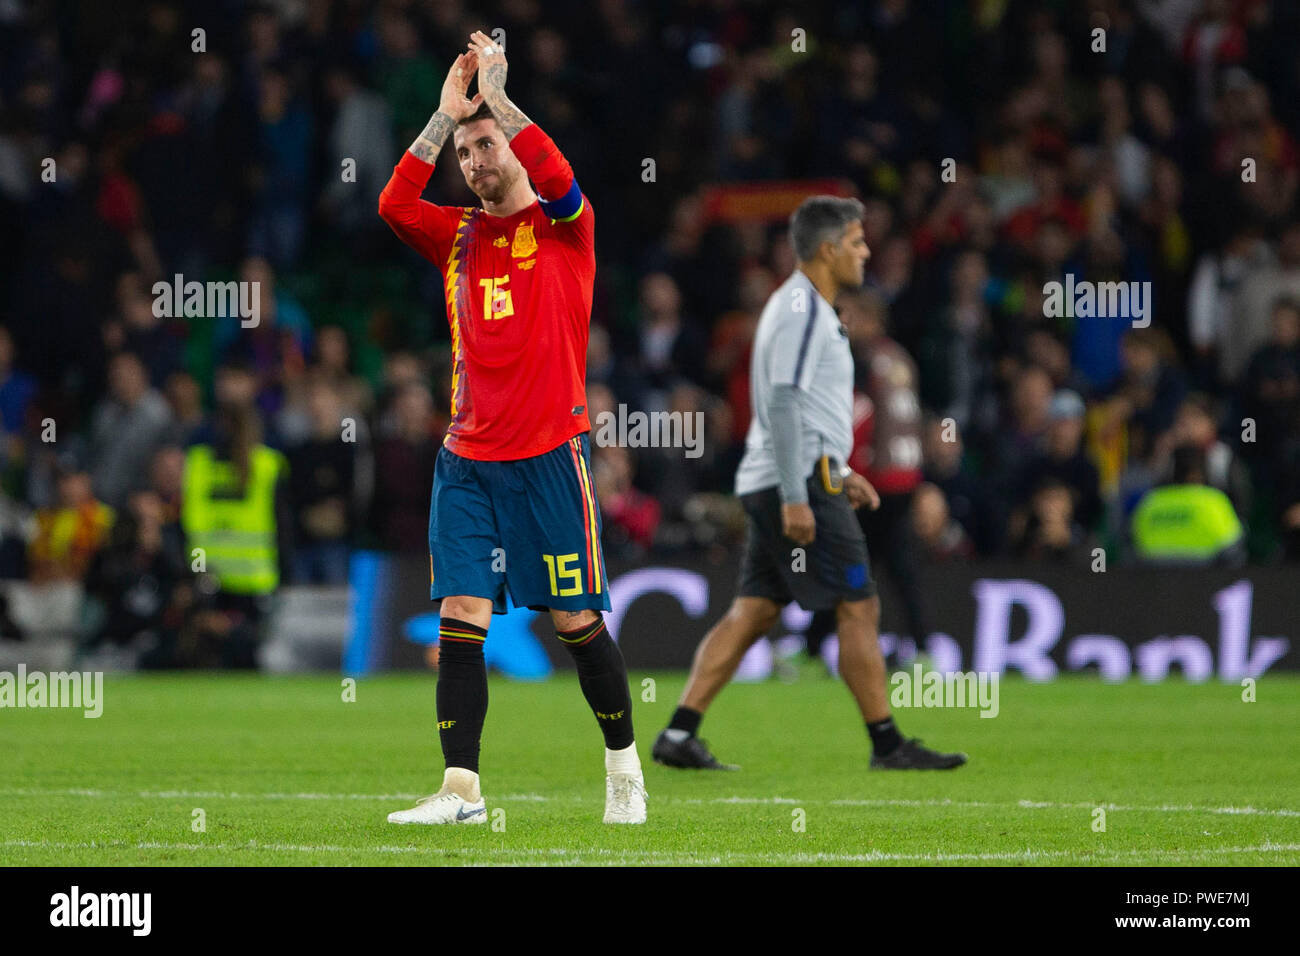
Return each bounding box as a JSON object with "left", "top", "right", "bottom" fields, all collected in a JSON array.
[{"left": 3, "top": 0, "right": 1300, "bottom": 656}]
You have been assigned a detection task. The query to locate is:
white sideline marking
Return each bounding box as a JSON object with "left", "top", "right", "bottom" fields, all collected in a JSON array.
[
  {"left": 0, "top": 788, "right": 552, "bottom": 803},
  {"left": 832, "top": 797, "right": 1300, "bottom": 818},
  {"left": 1, "top": 838, "right": 1298, "bottom": 865},
  {"left": 1, "top": 788, "right": 1298, "bottom": 818}
]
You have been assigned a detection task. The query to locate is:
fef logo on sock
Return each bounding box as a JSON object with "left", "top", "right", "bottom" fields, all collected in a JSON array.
[
  {"left": 50, "top": 886, "right": 151, "bottom": 936},
  {"left": 437, "top": 719, "right": 456, "bottom": 729},
  {"left": 595, "top": 710, "right": 626, "bottom": 720}
]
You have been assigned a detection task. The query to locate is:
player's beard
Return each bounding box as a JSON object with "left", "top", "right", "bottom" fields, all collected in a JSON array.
[{"left": 473, "top": 168, "right": 512, "bottom": 204}]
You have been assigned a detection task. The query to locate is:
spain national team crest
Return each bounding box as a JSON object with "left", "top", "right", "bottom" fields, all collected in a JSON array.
[{"left": 511, "top": 221, "right": 537, "bottom": 258}]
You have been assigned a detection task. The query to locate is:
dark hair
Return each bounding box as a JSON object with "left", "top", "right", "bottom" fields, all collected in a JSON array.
[
  {"left": 839, "top": 288, "right": 889, "bottom": 330},
  {"left": 110, "top": 349, "right": 145, "bottom": 369},
  {"left": 1271, "top": 295, "right": 1300, "bottom": 318},
  {"left": 789, "top": 196, "right": 864, "bottom": 262},
  {"left": 216, "top": 357, "right": 255, "bottom": 377},
  {"left": 1179, "top": 392, "right": 1217, "bottom": 421},
  {"left": 457, "top": 102, "right": 496, "bottom": 126},
  {"left": 1170, "top": 445, "right": 1206, "bottom": 484},
  {"left": 214, "top": 402, "right": 263, "bottom": 493}
]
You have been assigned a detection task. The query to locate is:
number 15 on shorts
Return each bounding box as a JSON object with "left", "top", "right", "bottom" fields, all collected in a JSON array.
[{"left": 541, "top": 552, "right": 583, "bottom": 596}]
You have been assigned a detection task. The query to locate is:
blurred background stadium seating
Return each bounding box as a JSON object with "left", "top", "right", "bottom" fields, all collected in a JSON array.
[{"left": 2, "top": 0, "right": 1298, "bottom": 673}]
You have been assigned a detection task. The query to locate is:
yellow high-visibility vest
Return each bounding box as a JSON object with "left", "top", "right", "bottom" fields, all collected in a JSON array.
[
  {"left": 181, "top": 444, "right": 286, "bottom": 595},
  {"left": 1131, "top": 484, "right": 1242, "bottom": 562}
]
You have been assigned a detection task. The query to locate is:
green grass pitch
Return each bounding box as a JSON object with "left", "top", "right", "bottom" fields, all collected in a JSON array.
[{"left": 2, "top": 671, "right": 1298, "bottom": 866}]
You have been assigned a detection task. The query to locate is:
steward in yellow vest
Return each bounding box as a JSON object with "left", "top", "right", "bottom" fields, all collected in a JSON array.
[
  {"left": 1131, "top": 444, "right": 1247, "bottom": 565},
  {"left": 1132, "top": 482, "right": 1243, "bottom": 562},
  {"left": 181, "top": 413, "right": 290, "bottom": 597}
]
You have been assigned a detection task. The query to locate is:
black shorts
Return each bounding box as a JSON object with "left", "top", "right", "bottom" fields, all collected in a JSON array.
[{"left": 737, "top": 472, "right": 876, "bottom": 611}]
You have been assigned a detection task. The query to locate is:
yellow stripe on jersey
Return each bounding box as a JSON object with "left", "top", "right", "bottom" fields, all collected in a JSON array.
[
  {"left": 571, "top": 437, "right": 602, "bottom": 594},
  {"left": 444, "top": 210, "right": 474, "bottom": 418}
]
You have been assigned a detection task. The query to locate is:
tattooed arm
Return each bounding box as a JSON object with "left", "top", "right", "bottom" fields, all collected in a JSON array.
[
  {"left": 463, "top": 29, "right": 588, "bottom": 243},
  {"left": 409, "top": 110, "right": 457, "bottom": 164},
  {"left": 467, "top": 30, "right": 532, "bottom": 140},
  {"left": 409, "top": 52, "right": 484, "bottom": 162},
  {"left": 379, "top": 53, "right": 481, "bottom": 256}
]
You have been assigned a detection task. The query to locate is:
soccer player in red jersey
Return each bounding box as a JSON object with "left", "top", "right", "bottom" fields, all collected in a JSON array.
[{"left": 378, "top": 33, "right": 644, "bottom": 824}]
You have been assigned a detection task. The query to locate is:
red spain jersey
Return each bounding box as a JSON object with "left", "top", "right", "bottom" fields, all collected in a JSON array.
[{"left": 379, "top": 123, "right": 595, "bottom": 460}]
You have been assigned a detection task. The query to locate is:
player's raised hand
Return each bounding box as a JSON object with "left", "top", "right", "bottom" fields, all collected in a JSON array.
[
  {"left": 468, "top": 31, "right": 508, "bottom": 97},
  {"left": 438, "top": 52, "right": 483, "bottom": 121}
]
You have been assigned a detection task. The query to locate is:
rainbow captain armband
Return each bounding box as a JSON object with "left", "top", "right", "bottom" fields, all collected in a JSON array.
[{"left": 539, "top": 179, "right": 584, "bottom": 223}]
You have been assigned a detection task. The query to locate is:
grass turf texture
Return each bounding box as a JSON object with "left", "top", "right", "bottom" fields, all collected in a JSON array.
[{"left": 2, "top": 672, "right": 1298, "bottom": 866}]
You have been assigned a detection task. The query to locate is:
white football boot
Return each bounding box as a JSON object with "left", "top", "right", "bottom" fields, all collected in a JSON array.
[
  {"left": 603, "top": 743, "right": 647, "bottom": 824},
  {"left": 388, "top": 767, "right": 487, "bottom": 825}
]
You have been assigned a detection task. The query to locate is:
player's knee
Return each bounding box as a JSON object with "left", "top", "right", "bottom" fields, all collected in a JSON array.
[
  {"left": 837, "top": 596, "right": 879, "bottom": 629},
  {"left": 552, "top": 613, "right": 615, "bottom": 672},
  {"left": 549, "top": 607, "right": 599, "bottom": 633},
  {"left": 727, "top": 598, "right": 780, "bottom": 637},
  {"left": 440, "top": 595, "right": 492, "bottom": 628}
]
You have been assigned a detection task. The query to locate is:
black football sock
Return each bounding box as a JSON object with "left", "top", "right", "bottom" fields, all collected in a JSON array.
[
  {"left": 556, "top": 615, "right": 635, "bottom": 750},
  {"left": 866, "top": 716, "right": 903, "bottom": 757},
  {"left": 668, "top": 706, "right": 702, "bottom": 737},
  {"left": 436, "top": 618, "right": 489, "bottom": 774}
]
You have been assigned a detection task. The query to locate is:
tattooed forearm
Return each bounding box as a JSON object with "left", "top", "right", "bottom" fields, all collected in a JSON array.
[
  {"left": 482, "top": 86, "right": 532, "bottom": 140},
  {"left": 408, "top": 110, "right": 456, "bottom": 163}
]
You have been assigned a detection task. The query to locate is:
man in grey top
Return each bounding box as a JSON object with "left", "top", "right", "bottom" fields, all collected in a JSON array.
[{"left": 653, "top": 197, "right": 966, "bottom": 771}]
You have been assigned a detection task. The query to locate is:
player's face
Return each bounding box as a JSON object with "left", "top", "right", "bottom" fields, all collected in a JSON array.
[
  {"left": 830, "top": 221, "right": 870, "bottom": 289},
  {"left": 454, "top": 119, "right": 522, "bottom": 204}
]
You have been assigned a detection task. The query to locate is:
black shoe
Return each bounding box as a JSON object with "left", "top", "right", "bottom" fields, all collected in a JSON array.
[
  {"left": 652, "top": 730, "right": 740, "bottom": 770},
  {"left": 869, "top": 737, "right": 967, "bottom": 770}
]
